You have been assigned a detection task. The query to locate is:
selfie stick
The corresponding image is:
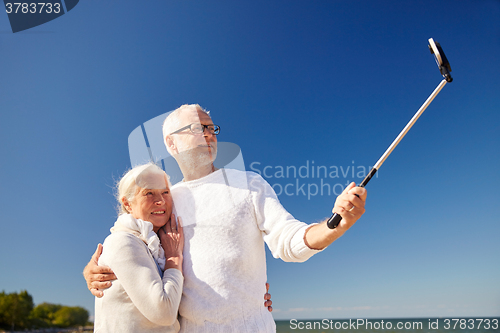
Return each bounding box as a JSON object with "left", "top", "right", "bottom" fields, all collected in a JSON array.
[{"left": 327, "top": 38, "right": 453, "bottom": 229}]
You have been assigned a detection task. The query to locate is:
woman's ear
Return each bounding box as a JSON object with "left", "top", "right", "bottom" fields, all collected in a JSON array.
[{"left": 122, "top": 197, "right": 132, "bottom": 213}]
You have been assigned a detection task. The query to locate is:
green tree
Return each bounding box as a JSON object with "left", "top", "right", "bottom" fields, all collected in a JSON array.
[
  {"left": 0, "top": 291, "right": 6, "bottom": 328},
  {"left": 30, "top": 302, "right": 89, "bottom": 328},
  {"left": 1, "top": 291, "right": 89, "bottom": 329},
  {"left": 31, "top": 302, "right": 63, "bottom": 327},
  {"left": 0, "top": 290, "right": 34, "bottom": 330},
  {"left": 52, "top": 306, "right": 89, "bottom": 327}
]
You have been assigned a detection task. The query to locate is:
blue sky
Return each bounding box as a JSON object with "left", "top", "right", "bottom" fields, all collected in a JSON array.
[{"left": 1, "top": 0, "right": 499, "bottom": 321}]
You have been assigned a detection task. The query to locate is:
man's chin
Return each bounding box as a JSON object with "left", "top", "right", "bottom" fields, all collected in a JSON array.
[
  {"left": 176, "top": 147, "right": 217, "bottom": 165},
  {"left": 199, "top": 151, "right": 217, "bottom": 165},
  {"left": 195, "top": 146, "right": 217, "bottom": 162},
  {"left": 208, "top": 149, "right": 217, "bottom": 162}
]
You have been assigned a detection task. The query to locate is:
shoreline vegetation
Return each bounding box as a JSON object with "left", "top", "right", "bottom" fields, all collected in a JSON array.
[
  {"left": 0, "top": 290, "right": 91, "bottom": 332},
  {"left": 3, "top": 290, "right": 497, "bottom": 332},
  {"left": 1, "top": 328, "right": 93, "bottom": 333}
]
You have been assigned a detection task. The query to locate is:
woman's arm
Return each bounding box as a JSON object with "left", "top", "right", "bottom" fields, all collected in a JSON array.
[{"left": 102, "top": 233, "right": 183, "bottom": 326}]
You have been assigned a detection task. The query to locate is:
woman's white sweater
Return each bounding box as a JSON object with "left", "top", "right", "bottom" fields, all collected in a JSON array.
[{"left": 94, "top": 217, "right": 184, "bottom": 333}]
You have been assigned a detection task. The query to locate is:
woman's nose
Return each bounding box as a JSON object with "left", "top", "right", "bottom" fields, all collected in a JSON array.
[{"left": 154, "top": 194, "right": 165, "bottom": 205}]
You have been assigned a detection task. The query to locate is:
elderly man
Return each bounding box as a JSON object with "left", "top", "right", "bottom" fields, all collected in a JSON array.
[{"left": 85, "top": 104, "right": 367, "bottom": 332}]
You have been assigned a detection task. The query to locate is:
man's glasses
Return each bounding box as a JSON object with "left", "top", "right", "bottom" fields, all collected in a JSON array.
[{"left": 169, "top": 123, "right": 220, "bottom": 136}]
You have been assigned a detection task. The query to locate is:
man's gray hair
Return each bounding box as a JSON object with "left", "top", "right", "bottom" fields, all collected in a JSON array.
[
  {"left": 115, "top": 162, "right": 171, "bottom": 215},
  {"left": 162, "top": 104, "right": 210, "bottom": 154}
]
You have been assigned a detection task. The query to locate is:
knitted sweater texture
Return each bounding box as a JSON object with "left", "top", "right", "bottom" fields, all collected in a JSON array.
[{"left": 171, "top": 169, "right": 322, "bottom": 333}]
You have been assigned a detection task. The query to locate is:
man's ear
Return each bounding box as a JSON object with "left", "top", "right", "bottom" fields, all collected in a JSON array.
[{"left": 165, "top": 135, "right": 177, "bottom": 154}]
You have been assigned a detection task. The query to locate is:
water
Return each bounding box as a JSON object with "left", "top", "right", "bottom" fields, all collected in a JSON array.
[{"left": 276, "top": 318, "right": 500, "bottom": 333}]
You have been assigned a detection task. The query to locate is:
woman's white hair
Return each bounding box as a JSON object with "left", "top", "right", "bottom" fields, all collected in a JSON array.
[
  {"left": 162, "top": 104, "right": 210, "bottom": 154},
  {"left": 115, "top": 162, "right": 171, "bottom": 215}
]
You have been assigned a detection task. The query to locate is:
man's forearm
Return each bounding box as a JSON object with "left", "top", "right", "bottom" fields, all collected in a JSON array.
[
  {"left": 303, "top": 221, "right": 347, "bottom": 250},
  {"left": 84, "top": 244, "right": 116, "bottom": 297},
  {"left": 304, "top": 183, "right": 367, "bottom": 250}
]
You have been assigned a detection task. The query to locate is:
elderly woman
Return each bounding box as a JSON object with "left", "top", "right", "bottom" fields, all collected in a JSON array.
[{"left": 93, "top": 163, "right": 184, "bottom": 333}]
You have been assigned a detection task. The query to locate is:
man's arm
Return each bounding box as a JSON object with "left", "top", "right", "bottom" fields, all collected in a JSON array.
[
  {"left": 251, "top": 173, "right": 366, "bottom": 262},
  {"left": 304, "top": 182, "right": 367, "bottom": 250},
  {"left": 85, "top": 243, "right": 274, "bottom": 312},
  {"left": 85, "top": 243, "right": 274, "bottom": 310},
  {"left": 82, "top": 244, "right": 116, "bottom": 297}
]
